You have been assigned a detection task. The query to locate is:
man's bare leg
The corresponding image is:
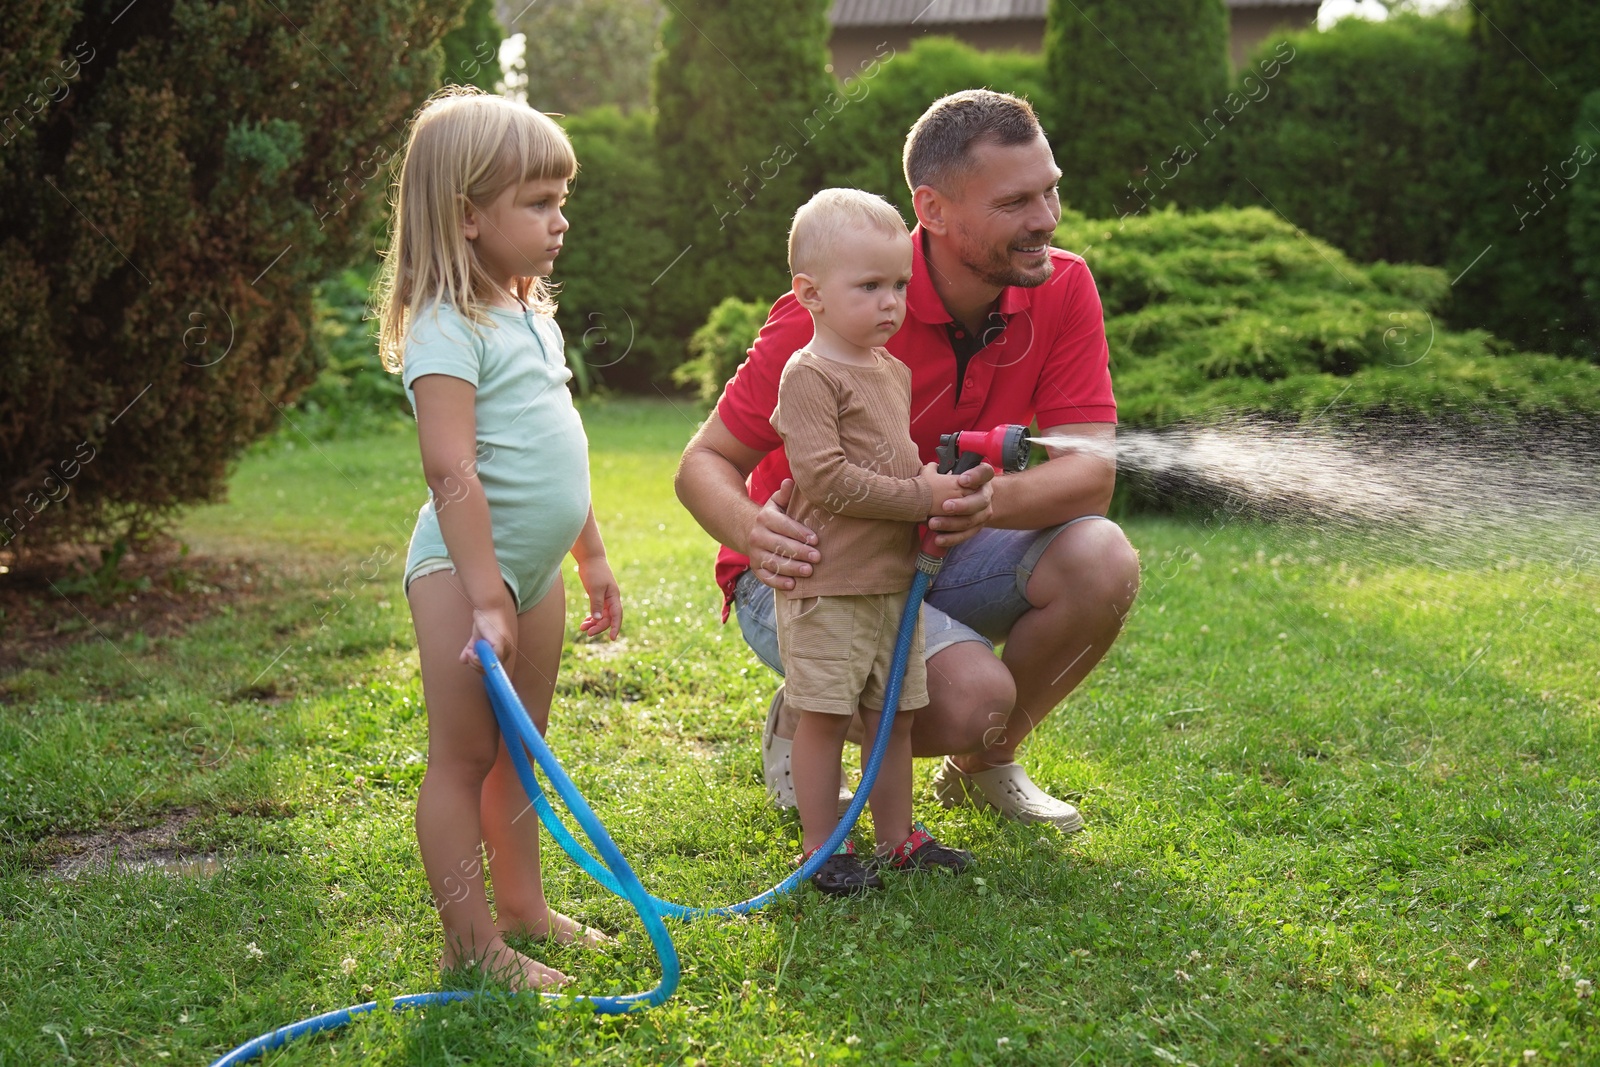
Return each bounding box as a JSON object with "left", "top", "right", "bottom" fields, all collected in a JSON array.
[
  {"left": 773, "top": 521, "right": 1138, "bottom": 763},
  {"left": 949, "top": 518, "right": 1140, "bottom": 773}
]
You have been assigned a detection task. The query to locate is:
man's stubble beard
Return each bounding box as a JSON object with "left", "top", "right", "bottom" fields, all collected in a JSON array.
[{"left": 955, "top": 222, "right": 1056, "bottom": 290}]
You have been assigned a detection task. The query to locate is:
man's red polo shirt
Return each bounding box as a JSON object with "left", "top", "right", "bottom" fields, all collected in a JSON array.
[{"left": 712, "top": 226, "right": 1116, "bottom": 607}]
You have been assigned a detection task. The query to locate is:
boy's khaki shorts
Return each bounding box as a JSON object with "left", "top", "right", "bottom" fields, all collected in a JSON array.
[{"left": 774, "top": 590, "right": 928, "bottom": 717}]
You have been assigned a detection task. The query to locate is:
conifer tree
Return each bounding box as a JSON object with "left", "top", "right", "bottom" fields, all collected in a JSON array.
[
  {"left": 651, "top": 0, "right": 833, "bottom": 342},
  {"left": 1043, "top": 0, "right": 1230, "bottom": 217}
]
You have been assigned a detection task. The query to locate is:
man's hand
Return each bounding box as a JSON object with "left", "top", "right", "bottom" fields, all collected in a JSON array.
[
  {"left": 926, "top": 462, "right": 994, "bottom": 549},
  {"left": 750, "top": 479, "right": 821, "bottom": 591}
]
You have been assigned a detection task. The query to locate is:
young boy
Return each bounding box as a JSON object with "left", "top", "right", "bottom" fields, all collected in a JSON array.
[{"left": 771, "top": 188, "right": 976, "bottom": 895}]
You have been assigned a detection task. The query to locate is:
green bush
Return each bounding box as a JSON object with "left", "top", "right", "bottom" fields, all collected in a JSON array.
[
  {"left": 673, "top": 296, "right": 771, "bottom": 401},
  {"left": 1215, "top": 14, "right": 1482, "bottom": 268},
  {"left": 1060, "top": 207, "right": 1600, "bottom": 426},
  {"left": 811, "top": 36, "right": 1048, "bottom": 223},
  {"left": 288, "top": 267, "right": 410, "bottom": 439},
  {"left": 1453, "top": 0, "right": 1600, "bottom": 358},
  {"left": 1043, "top": 0, "right": 1230, "bottom": 218},
  {"left": 557, "top": 106, "right": 679, "bottom": 387},
  {"left": 0, "top": 0, "right": 457, "bottom": 553},
  {"left": 651, "top": 0, "right": 833, "bottom": 344},
  {"left": 1567, "top": 90, "right": 1600, "bottom": 356}
]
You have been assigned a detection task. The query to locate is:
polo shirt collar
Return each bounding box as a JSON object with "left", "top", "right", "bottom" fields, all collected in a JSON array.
[{"left": 907, "top": 225, "right": 1034, "bottom": 326}]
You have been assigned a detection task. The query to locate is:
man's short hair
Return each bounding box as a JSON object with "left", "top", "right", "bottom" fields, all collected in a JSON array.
[
  {"left": 788, "top": 188, "right": 910, "bottom": 277},
  {"left": 903, "top": 89, "right": 1044, "bottom": 195}
]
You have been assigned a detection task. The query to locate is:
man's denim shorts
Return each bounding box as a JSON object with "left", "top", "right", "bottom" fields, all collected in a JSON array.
[{"left": 733, "top": 516, "right": 1110, "bottom": 673}]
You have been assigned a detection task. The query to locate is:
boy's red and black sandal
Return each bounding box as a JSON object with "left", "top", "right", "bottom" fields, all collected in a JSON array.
[
  {"left": 876, "top": 824, "right": 974, "bottom": 873},
  {"left": 801, "top": 840, "right": 883, "bottom": 896}
]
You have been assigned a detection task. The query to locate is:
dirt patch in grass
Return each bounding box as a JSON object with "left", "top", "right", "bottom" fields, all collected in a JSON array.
[
  {"left": 46, "top": 807, "right": 214, "bottom": 879},
  {"left": 0, "top": 539, "right": 274, "bottom": 674}
]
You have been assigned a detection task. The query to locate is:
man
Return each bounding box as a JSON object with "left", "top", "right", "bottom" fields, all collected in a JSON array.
[{"left": 674, "top": 90, "right": 1140, "bottom": 831}]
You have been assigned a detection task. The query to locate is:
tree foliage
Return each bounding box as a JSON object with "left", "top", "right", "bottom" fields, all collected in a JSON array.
[
  {"left": 651, "top": 0, "right": 834, "bottom": 342},
  {"left": 515, "top": 0, "right": 662, "bottom": 115},
  {"left": 1452, "top": 0, "right": 1600, "bottom": 358},
  {"left": 555, "top": 106, "right": 678, "bottom": 386},
  {"left": 441, "top": 0, "right": 505, "bottom": 93},
  {"left": 810, "top": 36, "right": 1047, "bottom": 224},
  {"left": 0, "top": 0, "right": 458, "bottom": 553},
  {"left": 1213, "top": 15, "right": 1481, "bottom": 268},
  {"left": 1043, "top": 0, "right": 1230, "bottom": 218}
]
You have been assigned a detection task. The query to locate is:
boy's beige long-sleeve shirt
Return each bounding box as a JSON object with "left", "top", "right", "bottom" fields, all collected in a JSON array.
[{"left": 770, "top": 348, "right": 932, "bottom": 599}]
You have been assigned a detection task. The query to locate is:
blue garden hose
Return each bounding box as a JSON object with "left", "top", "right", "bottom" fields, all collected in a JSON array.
[
  {"left": 494, "top": 567, "right": 935, "bottom": 919},
  {"left": 206, "top": 648, "right": 686, "bottom": 1066},
  {"left": 207, "top": 569, "right": 933, "bottom": 1065}
]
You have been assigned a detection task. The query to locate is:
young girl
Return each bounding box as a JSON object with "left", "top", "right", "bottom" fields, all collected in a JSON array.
[{"left": 375, "top": 86, "right": 620, "bottom": 991}]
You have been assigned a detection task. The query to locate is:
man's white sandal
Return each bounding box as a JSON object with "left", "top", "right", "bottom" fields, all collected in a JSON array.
[
  {"left": 762, "top": 685, "right": 854, "bottom": 815},
  {"left": 931, "top": 756, "right": 1085, "bottom": 833}
]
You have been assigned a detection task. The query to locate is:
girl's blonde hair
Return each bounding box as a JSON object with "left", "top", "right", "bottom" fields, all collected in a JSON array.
[{"left": 374, "top": 85, "right": 578, "bottom": 372}]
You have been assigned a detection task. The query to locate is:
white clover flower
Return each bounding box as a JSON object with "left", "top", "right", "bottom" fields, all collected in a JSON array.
[{"left": 245, "top": 942, "right": 264, "bottom": 960}]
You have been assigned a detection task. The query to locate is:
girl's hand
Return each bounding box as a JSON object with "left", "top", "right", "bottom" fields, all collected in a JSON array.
[
  {"left": 576, "top": 557, "right": 622, "bottom": 640},
  {"left": 462, "top": 592, "right": 518, "bottom": 670}
]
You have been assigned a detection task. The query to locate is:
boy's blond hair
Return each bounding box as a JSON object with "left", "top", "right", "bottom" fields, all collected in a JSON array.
[
  {"left": 788, "top": 188, "right": 909, "bottom": 278},
  {"left": 374, "top": 85, "right": 578, "bottom": 372}
]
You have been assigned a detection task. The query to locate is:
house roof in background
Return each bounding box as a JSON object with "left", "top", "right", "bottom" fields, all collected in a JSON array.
[{"left": 829, "top": 0, "right": 1317, "bottom": 25}]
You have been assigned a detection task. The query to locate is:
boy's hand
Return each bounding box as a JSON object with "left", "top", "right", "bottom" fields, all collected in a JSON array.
[
  {"left": 463, "top": 591, "right": 518, "bottom": 671},
  {"left": 577, "top": 557, "right": 623, "bottom": 640},
  {"left": 919, "top": 463, "right": 972, "bottom": 513},
  {"left": 921, "top": 461, "right": 995, "bottom": 548}
]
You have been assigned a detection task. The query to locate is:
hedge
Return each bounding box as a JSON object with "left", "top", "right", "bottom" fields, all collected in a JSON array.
[
  {"left": 810, "top": 36, "right": 1048, "bottom": 224},
  {"left": 1062, "top": 207, "right": 1600, "bottom": 426},
  {"left": 651, "top": 0, "right": 834, "bottom": 343},
  {"left": 1214, "top": 14, "right": 1482, "bottom": 269},
  {"left": 1451, "top": 0, "right": 1600, "bottom": 358},
  {"left": 1043, "top": 0, "right": 1230, "bottom": 218}
]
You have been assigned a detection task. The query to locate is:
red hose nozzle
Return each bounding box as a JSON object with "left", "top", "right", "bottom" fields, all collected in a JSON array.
[
  {"left": 921, "top": 424, "right": 1031, "bottom": 561},
  {"left": 935, "top": 425, "right": 1031, "bottom": 476}
]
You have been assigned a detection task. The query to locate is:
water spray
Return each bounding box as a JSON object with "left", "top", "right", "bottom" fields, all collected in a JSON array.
[{"left": 1032, "top": 417, "right": 1600, "bottom": 566}]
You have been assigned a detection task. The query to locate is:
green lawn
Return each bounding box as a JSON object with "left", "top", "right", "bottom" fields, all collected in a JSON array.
[{"left": 1, "top": 398, "right": 1596, "bottom": 1065}]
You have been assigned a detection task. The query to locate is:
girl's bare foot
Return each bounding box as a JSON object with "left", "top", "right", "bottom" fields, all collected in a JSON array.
[
  {"left": 441, "top": 934, "right": 569, "bottom": 991},
  {"left": 498, "top": 906, "right": 614, "bottom": 949}
]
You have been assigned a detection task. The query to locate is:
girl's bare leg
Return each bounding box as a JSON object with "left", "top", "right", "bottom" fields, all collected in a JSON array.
[
  {"left": 409, "top": 569, "right": 568, "bottom": 990},
  {"left": 483, "top": 575, "right": 609, "bottom": 947}
]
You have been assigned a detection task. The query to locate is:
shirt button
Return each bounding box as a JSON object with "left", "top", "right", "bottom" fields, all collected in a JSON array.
[
  {"left": 954, "top": 330, "right": 965, "bottom": 338},
  {"left": 964, "top": 377, "right": 974, "bottom": 389}
]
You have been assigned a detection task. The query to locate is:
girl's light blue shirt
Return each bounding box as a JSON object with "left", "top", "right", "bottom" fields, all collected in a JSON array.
[{"left": 401, "top": 302, "right": 590, "bottom": 611}]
